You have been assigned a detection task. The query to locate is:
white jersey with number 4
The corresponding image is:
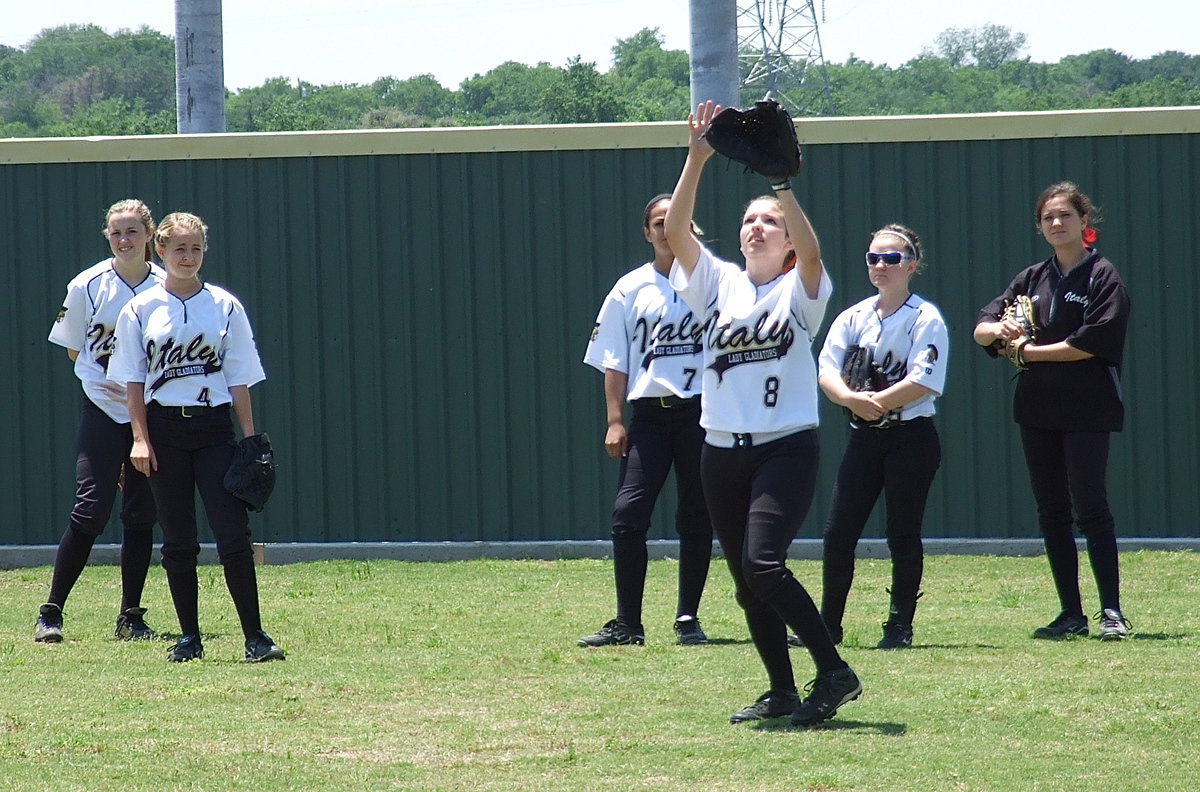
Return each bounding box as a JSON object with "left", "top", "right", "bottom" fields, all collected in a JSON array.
[
  {"left": 670, "top": 245, "right": 832, "bottom": 438},
  {"left": 583, "top": 262, "right": 705, "bottom": 400},
  {"left": 108, "top": 282, "right": 265, "bottom": 407},
  {"left": 48, "top": 259, "right": 166, "bottom": 423}
]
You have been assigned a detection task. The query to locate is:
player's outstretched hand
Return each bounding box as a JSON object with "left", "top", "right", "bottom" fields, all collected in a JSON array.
[{"left": 688, "top": 101, "right": 721, "bottom": 160}]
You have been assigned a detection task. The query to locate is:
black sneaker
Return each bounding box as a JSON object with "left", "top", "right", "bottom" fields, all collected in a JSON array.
[
  {"left": 1097, "top": 609, "right": 1131, "bottom": 641},
  {"left": 34, "top": 603, "right": 64, "bottom": 643},
  {"left": 1032, "top": 611, "right": 1089, "bottom": 639},
  {"left": 877, "top": 619, "right": 913, "bottom": 649},
  {"left": 115, "top": 607, "right": 156, "bottom": 641},
  {"left": 245, "top": 630, "right": 286, "bottom": 663},
  {"left": 167, "top": 634, "right": 204, "bottom": 662},
  {"left": 576, "top": 619, "right": 645, "bottom": 647},
  {"left": 730, "top": 689, "right": 801, "bottom": 724},
  {"left": 787, "top": 624, "right": 843, "bottom": 649},
  {"left": 791, "top": 667, "right": 862, "bottom": 726},
  {"left": 673, "top": 616, "right": 708, "bottom": 645}
]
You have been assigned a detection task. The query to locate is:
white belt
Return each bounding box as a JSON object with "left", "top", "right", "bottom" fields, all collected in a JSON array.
[{"left": 704, "top": 426, "right": 815, "bottom": 449}]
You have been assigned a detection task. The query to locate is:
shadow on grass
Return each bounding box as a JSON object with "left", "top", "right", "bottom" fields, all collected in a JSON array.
[
  {"left": 702, "top": 637, "right": 755, "bottom": 646},
  {"left": 1127, "top": 632, "right": 1187, "bottom": 641},
  {"left": 883, "top": 642, "right": 1005, "bottom": 651},
  {"left": 753, "top": 718, "right": 907, "bottom": 735}
]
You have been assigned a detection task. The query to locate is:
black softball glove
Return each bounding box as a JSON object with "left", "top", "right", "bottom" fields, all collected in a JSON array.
[
  {"left": 224, "top": 433, "right": 277, "bottom": 512},
  {"left": 703, "top": 99, "right": 802, "bottom": 182}
]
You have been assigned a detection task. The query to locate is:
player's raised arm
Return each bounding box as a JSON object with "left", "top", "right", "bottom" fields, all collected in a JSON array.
[
  {"left": 665, "top": 101, "right": 719, "bottom": 277},
  {"left": 772, "top": 187, "right": 822, "bottom": 298}
]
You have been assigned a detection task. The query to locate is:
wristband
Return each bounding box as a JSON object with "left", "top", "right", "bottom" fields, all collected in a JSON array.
[{"left": 769, "top": 179, "right": 791, "bottom": 192}]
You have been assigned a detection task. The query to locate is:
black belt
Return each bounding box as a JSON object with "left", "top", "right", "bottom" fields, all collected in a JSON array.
[
  {"left": 149, "top": 401, "right": 227, "bottom": 419},
  {"left": 635, "top": 395, "right": 699, "bottom": 409},
  {"left": 857, "top": 416, "right": 931, "bottom": 431}
]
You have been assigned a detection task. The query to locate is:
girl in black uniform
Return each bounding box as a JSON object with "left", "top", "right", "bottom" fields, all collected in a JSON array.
[
  {"left": 974, "top": 182, "right": 1132, "bottom": 640},
  {"left": 816, "top": 224, "right": 948, "bottom": 650},
  {"left": 37, "top": 199, "right": 162, "bottom": 643},
  {"left": 109, "top": 212, "right": 285, "bottom": 663}
]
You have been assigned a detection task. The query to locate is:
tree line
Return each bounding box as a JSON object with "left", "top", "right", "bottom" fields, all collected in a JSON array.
[{"left": 2, "top": 23, "right": 1198, "bottom": 137}]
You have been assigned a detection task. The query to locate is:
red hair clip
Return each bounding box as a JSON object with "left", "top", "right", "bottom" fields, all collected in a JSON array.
[{"left": 1082, "top": 227, "right": 1098, "bottom": 245}]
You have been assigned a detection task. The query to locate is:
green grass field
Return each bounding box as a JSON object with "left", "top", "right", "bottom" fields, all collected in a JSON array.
[{"left": 2, "top": 551, "right": 1198, "bottom": 791}]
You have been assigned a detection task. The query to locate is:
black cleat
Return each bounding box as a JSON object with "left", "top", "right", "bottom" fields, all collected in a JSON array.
[
  {"left": 34, "top": 603, "right": 64, "bottom": 644},
  {"left": 115, "top": 607, "right": 156, "bottom": 641},
  {"left": 877, "top": 619, "right": 913, "bottom": 649},
  {"left": 673, "top": 616, "right": 708, "bottom": 645},
  {"left": 730, "top": 689, "right": 801, "bottom": 724},
  {"left": 1097, "top": 609, "right": 1131, "bottom": 641},
  {"left": 577, "top": 619, "right": 645, "bottom": 647},
  {"left": 791, "top": 667, "right": 862, "bottom": 726},
  {"left": 167, "top": 634, "right": 204, "bottom": 662},
  {"left": 1032, "top": 611, "right": 1089, "bottom": 639},
  {"left": 245, "top": 630, "right": 286, "bottom": 663}
]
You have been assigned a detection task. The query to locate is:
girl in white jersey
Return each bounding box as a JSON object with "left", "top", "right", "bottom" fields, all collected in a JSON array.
[
  {"left": 578, "top": 194, "right": 713, "bottom": 648},
  {"left": 815, "top": 224, "right": 948, "bottom": 650},
  {"left": 665, "top": 101, "right": 861, "bottom": 727},
  {"left": 36, "top": 199, "right": 164, "bottom": 644},
  {"left": 109, "top": 212, "right": 284, "bottom": 664}
]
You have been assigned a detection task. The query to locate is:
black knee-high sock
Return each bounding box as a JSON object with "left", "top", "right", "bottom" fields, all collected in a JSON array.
[
  {"left": 821, "top": 545, "right": 856, "bottom": 631},
  {"left": 888, "top": 548, "right": 924, "bottom": 624},
  {"left": 47, "top": 527, "right": 96, "bottom": 607},
  {"left": 1043, "top": 533, "right": 1083, "bottom": 616},
  {"left": 119, "top": 526, "right": 154, "bottom": 611},
  {"left": 1084, "top": 531, "right": 1121, "bottom": 612},
  {"left": 612, "top": 532, "right": 648, "bottom": 628},
  {"left": 676, "top": 534, "right": 712, "bottom": 618},
  {"left": 164, "top": 561, "right": 201, "bottom": 636},
  {"left": 743, "top": 602, "right": 796, "bottom": 693},
  {"left": 223, "top": 557, "right": 263, "bottom": 640}
]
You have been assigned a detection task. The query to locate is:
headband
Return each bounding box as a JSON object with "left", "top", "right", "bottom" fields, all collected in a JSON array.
[{"left": 876, "top": 230, "right": 917, "bottom": 257}]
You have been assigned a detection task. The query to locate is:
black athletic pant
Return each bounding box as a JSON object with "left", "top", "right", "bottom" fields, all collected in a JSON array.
[
  {"left": 48, "top": 398, "right": 156, "bottom": 612},
  {"left": 822, "top": 418, "right": 941, "bottom": 629},
  {"left": 610, "top": 398, "right": 712, "bottom": 629},
  {"left": 146, "top": 404, "right": 262, "bottom": 640},
  {"left": 1019, "top": 425, "right": 1121, "bottom": 615},
  {"left": 702, "top": 430, "right": 845, "bottom": 695}
]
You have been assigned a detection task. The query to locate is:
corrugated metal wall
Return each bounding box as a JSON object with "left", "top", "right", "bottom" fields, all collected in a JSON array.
[{"left": 2, "top": 109, "right": 1197, "bottom": 545}]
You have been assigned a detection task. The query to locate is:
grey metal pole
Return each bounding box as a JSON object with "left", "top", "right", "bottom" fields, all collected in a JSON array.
[
  {"left": 689, "top": 0, "right": 740, "bottom": 110},
  {"left": 175, "top": 0, "right": 226, "bottom": 133}
]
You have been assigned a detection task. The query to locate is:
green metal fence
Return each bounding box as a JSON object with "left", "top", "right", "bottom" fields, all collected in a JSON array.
[{"left": 2, "top": 108, "right": 1197, "bottom": 545}]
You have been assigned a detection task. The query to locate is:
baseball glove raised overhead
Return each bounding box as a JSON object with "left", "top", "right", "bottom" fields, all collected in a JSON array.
[
  {"left": 998, "top": 294, "right": 1038, "bottom": 370},
  {"left": 703, "top": 100, "right": 802, "bottom": 182},
  {"left": 224, "top": 433, "right": 277, "bottom": 512}
]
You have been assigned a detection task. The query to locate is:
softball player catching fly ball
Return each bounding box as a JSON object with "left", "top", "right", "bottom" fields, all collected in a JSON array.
[
  {"left": 578, "top": 193, "right": 713, "bottom": 648},
  {"left": 664, "top": 101, "right": 860, "bottom": 728},
  {"left": 109, "top": 211, "right": 284, "bottom": 663},
  {"left": 36, "top": 199, "right": 164, "bottom": 645}
]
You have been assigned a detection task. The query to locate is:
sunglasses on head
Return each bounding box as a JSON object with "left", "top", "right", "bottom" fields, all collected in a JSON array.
[{"left": 865, "top": 251, "right": 913, "bottom": 267}]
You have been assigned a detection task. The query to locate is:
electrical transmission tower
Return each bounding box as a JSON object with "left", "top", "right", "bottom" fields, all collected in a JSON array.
[{"left": 737, "top": 0, "right": 835, "bottom": 115}]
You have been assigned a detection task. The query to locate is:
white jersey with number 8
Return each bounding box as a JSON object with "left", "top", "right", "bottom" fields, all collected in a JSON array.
[{"left": 671, "top": 245, "right": 832, "bottom": 439}]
